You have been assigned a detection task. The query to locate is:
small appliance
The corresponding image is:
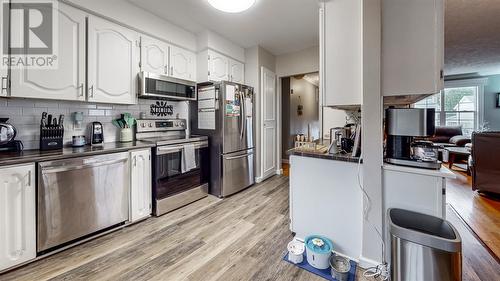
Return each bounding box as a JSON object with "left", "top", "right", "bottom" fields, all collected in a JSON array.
[
  {"left": 305, "top": 235, "right": 333, "bottom": 270},
  {"left": 0, "top": 118, "right": 23, "bottom": 152},
  {"left": 138, "top": 71, "right": 196, "bottom": 101},
  {"left": 287, "top": 239, "right": 305, "bottom": 264},
  {"left": 385, "top": 108, "right": 441, "bottom": 169},
  {"left": 89, "top": 121, "right": 104, "bottom": 146}
]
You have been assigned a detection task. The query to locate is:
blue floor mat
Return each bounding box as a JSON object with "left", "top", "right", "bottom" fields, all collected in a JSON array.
[{"left": 283, "top": 252, "right": 357, "bottom": 281}]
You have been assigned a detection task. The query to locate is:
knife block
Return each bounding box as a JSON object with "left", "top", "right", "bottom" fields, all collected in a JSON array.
[{"left": 40, "top": 125, "right": 64, "bottom": 150}]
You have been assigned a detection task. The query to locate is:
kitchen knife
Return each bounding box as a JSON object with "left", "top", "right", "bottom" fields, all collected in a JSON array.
[
  {"left": 58, "top": 114, "right": 64, "bottom": 127},
  {"left": 47, "top": 114, "right": 52, "bottom": 126},
  {"left": 41, "top": 112, "right": 48, "bottom": 126},
  {"left": 53, "top": 118, "right": 57, "bottom": 127}
]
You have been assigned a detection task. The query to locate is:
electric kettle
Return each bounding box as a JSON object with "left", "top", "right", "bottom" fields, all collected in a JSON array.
[{"left": 0, "top": 118, "right": 17, "bottom": 145}]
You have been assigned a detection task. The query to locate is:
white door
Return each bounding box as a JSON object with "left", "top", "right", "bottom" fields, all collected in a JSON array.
[
  {"left": 169, "top": 45, "right": 196, "bottom": 81},
  {"left": 261, "top": 67, "right": 277, "bottom": 180},
  {"left": 10, "top": 3, "right": 86, "bottom": 101},
  {"left": 130, "top": 149, "right": 152, "bottom": 222},
  {"left": 141, "top": 36, "right": 169, "bottom": 75},
  {"left": 88, "top": 16, "right": 140, "bottom": 104},
  {"left": 208, "top": 50, "right": 229, "bottom": 82},
  {"left": 229, "top": 60, "right": 244, "bottom": 83},
  {"left": 0, "top": 164, "right": 36, "bottom": 271}
]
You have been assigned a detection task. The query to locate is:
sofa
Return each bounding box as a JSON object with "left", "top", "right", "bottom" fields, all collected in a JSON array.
[
  {"left": 426, "top": 125, "right": 471, "bottom": 147},
  {"left": 471, "top": 132, "right": 500, "bottom": 195}
]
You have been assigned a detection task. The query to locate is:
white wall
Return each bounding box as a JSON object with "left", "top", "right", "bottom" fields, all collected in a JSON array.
[
  {"left": 290, "top": 77, "right": 320, "bottom": 140},
  {"left": 322, "top": 108, "right": 348, "bottom": 139},
  {"left": 65, "top": 0, "right": 197, "bottom": 51},
  {"left": 275, "top": 46, "right": 320, "bottom": 78},
  {"left": 197, "top": 30, "right": 245, "bottom": 62}
]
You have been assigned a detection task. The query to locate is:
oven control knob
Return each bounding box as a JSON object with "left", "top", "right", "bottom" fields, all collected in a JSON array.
[
  {"left": 140, "top": 123, "right": 146, "bottom": 128},
  {"left": 148, "top": 123, "right": 153, "bottom": 128},
  {"left": 180, "top": 122, "right": 185, "bottom": 127}
]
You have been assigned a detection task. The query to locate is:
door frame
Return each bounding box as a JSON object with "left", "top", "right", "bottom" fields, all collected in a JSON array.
[{"left": 260, "top": 66, "right": 280, "bottom": 180}]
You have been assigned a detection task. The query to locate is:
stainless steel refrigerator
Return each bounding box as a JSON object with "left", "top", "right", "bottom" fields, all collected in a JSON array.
[{"left": 191, "top": 81, "right": 255, "bottom": 197}]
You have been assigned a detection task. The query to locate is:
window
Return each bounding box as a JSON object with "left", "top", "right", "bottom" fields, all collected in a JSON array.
[{"left": 414, "top": 78, "right": 486, "bottom": 136}]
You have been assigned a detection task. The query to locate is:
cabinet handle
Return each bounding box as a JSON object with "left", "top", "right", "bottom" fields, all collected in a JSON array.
[
  {"left": 79, "top": 83, "right": 84, "bottom": 97},
  {"left": 164, "top": 66, "right": 168, "bottom": 75},
  {"left": 89, "top": 85, "right": 94, "bottom": 98},
  {"left": 170, "top": 66, "right": 173, "bottom": 76},
  {"left": 134, "top": 155, "right": 137, "bottom": 167},
  {"left": 27, "top": 170, "right": 31, "bottom": 187},
  {"left": 1, "top": 76, "right": 8, "bottom": 95}
]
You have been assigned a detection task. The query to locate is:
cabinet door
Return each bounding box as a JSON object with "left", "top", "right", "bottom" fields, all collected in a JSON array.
[
  {"left": 141, "top": 36, "right": 169, "bottom": 75},
  {"left": 169, "top": 45, "right": 196, "bottom": 81},
  {"left": 10, "top": 3, "right": 86, "bottom": 101},
  {"left": 0, "top": 164, "right": 36, "bottom": 271},
  {"left": 208, "top": 50, "right": 229, "bottom": 82},
  {"left": 382, "top": 0, "right": 444, "bottom": 96},
  {"left": 88, "top": 16, "right": 140, "bottom": 104},
  {"left": 322, "top": 0, "right": 362, "bottom": 106},
  {"left": 229, "top": 59, "right": 244, "bottom": 84},
  {"left": 130, "top": 149, "right": 152, "bottom": 222}
]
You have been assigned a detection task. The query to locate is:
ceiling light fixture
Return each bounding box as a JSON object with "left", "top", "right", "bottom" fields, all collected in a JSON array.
[{"left": 208, "top": 0, "right": 256, "bottom": 13}]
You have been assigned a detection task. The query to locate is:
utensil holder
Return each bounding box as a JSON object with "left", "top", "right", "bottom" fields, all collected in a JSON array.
[
  {"left": 40, "top": 125, "right": 64, "bottom": 150},
  {"left": 119, "top": 128, "right": 133, "bottom": 143}
]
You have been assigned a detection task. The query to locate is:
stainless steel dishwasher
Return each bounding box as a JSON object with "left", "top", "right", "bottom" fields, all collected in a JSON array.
[{"left": 37, "top": 152, "right": 129, "bottom": 253}]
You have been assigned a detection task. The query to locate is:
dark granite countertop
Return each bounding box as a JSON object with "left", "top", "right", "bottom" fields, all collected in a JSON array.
[
  {"left": 0, "top": 141, "right": 155, "bottom": 167},
  {"left": 287, "top": 139, "right": 362, "bottom": 163}
]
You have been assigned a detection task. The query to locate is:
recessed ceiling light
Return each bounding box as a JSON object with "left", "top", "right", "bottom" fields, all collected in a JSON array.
[{"left": 208, "top": 0, "right": 256, "bottom": 13}]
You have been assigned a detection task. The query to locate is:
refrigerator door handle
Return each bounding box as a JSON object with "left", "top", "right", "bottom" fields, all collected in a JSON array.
[{"left": 239, "top": 91, "right": 245, "bottom": 139}]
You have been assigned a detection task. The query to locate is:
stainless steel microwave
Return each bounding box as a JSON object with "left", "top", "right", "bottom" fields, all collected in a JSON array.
[{"left": 139, "top": 72, "right": 196, "bottom": 101}]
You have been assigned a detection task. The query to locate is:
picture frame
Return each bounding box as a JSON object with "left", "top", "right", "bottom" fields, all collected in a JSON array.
[{"left": 497, "top": 93, "right": 500, "bottom": 108}]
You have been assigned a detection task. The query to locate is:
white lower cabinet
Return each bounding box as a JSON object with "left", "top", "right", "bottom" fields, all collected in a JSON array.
[
  {"left": 0, "top": 163, "right": 36, "bottom": 272},
  {"left": 130, "top": 149, "right": 152, "bottom": 222}
]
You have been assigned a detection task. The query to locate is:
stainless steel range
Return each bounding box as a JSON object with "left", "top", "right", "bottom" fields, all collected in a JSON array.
[{"left": 136, "top": 119, "right": 209, "bottom": 216}]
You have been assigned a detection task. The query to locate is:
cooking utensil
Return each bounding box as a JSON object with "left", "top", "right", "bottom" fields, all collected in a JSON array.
[
  {"left": 47, "top": 114, "right": 52, "bottom": 126},
  {"left": 330, "top": 254, "right": 351, "bottom": 281},
  {"left": 41, "top": 112, "right": 48, "bottom": 126},
  {"left": 305, "top": 235, "right": 333, "bottom": 270},
  {"left": 287, "top": 239, "right": 305, "bottom": 264}
]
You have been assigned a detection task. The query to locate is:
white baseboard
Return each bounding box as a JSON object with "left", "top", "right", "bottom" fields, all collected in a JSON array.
[
  {"left": 255, "top": 176, "right": 264, "bottom": 183},
  {"left": 276, "top": 169, "right": 283, "bottom": 175},
  {"left": 358, "top": 255, "right": 382, "bottom": 269}
]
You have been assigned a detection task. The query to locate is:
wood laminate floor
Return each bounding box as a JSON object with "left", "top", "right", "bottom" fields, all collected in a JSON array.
[
  {"left": 446, "top": 168, "right": 500, "bottom": 260},
  {"left": 1, "top": 176, "right": 498, "bottom": 281}
]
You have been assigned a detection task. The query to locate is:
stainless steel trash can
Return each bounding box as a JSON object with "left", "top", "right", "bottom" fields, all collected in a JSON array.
[{"left": 388, "top": 208, "right": 462, "bottom": 281}]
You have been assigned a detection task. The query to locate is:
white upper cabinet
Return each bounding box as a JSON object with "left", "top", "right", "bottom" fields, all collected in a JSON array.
[
  {"left": 0, "top": 164, "right": 36, "bottom": 272},
  {"left": 169, "top": 45, "right": 196, "bottom": 81},
  {"left": 88, "top": 16, "right": 140, "bottom": 104},
  {"left": 140, "top": 37, "right": 196, "bottom": 82},
  {"left": 197, "top": 49, "right": 245, "bottom": 83},
  {"left": 141, "top": 36, "right": 169, "bottom": 76},
  {"left": 209, "top": 50, "right": 229, "bottom": 82},
  {"left": 320, "top": 0, "right": 363, "bottom": 106},
  {"left": 0, "top": 1, "right": 9, "bottom": 97},
  {"left": 229, "top": 59, "right": 245, "bottom": 84},
  {"left": 382, "top": 0, "right": 444, "bottom": 96},
  {"left": 130, "top": 149, "right": 152, "bottom": 223},
  {"left": 10, "top": 3, "right": 86, "bottom": 101}
]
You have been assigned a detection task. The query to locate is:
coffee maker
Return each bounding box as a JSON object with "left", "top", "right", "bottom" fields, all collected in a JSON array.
[
  {"left": 385, "top": 108, "right": 441, "bottom": 170},
  {"left": 89, "top": 121, "right": 104, "bottom": 146}
]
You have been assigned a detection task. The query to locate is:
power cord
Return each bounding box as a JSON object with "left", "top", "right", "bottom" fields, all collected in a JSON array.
[{"left": 356, "top": 154, "right": 390, "bottom": 281}]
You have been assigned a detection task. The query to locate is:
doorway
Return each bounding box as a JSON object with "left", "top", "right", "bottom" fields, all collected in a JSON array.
[{"left": 281, "top": 73, "right": 320, "bottom": 170}]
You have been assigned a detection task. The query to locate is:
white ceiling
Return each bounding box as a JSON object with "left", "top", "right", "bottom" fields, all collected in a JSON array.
[
  {"left": 127, "top": 0, "right": 319, "bottom": 56},
  {"left": 445, "top": 0, "right": 500, "bottom": 76}
]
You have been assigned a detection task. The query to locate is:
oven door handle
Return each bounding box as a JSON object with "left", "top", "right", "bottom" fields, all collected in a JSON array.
[{"left": 156, "top": 141, "right": 208, "bottom": 155}]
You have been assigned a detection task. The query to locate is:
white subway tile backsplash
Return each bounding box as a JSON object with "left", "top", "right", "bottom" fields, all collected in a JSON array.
[
  {"left": 88, "top": 109, "right": 105, "bottom": 116},
  {"left": 0, "top": 97, "right": 189, "bottom": 150}
]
